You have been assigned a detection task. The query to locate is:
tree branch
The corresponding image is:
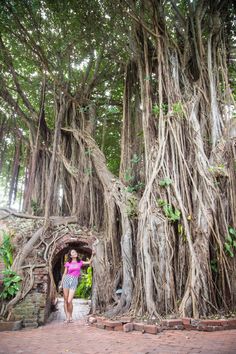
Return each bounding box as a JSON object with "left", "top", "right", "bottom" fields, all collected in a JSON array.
[
  {"left": 0, "top": 35, "right": 38, "bottom": 119},
  {"left": 0, "top": 78, "right": 34, "bottom": 127},
  {"left": 3, "top": 2, "right": 50, "bottom": 71},
  {"left": 169, "top": 0, "right": 186, "bottom": 28},
  {"left": 121, "top": 0, "right": 160, "bottom": 39}
]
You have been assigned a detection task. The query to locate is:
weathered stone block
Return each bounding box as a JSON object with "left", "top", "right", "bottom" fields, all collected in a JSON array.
[
  {"left": 105, "top": 326, "right": 114, "bottom": 331},
  {"left": 88, "top": 316, "right": 97, "bottom": 324},
  {"left": 190, "top": 319, "right": 199, "bottom": 327},
  {"left": 227, "top": 319, "right": 236, "bottom": 328},
  {"left": 114, "top": 324, "right": 123, "bottom": 331},
  {"left": 220, "top": 319, "right": 231, "bottom": 330},
  {"left": 123, "top": 323, "right": 133, "bottom": 332},
  {"left": 0, "top": 320, "right": 22, "bottom": 331},
  {"left": 24, "top": 318, "right": 38, "bottom": 323},
  {"left": 133, "top": 322, "right": 144, "bottom": 331},
  {"left": 162, "top": 319, "right": 183, "bottom": 327},
  {"left": 23, "top": 322, "right": 38, "bottom": 328},
  {"left": 182, "top": 317, "right": 191, "bottom": 326},
  {"left": 199, "top": 320, "right": 222, "bottom": 327},
  {"left": 96, "top": 323, "right": 105, "bottom": 329},
  {"left": 144, "top": 324, "right": 158, "bottom": 334},
  {"left": 103, "top": 320, "right": 122, "bottom": 328}
]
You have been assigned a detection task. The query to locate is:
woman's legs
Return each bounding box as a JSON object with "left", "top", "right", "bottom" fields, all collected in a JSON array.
[
  {"left": 63, "top": 288, "right": 69, "bottom": 321},
  {"left": 67, "top": 289, "right": 76, "bottom": 321}
]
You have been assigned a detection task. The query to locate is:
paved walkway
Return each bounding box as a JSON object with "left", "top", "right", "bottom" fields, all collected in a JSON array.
[
  {"left": 50, "top": 298, "right": 91, "bottom": 321},
  {"left": 1, "top": 321, "right": 236, "bottom": 354},
  {"left": 1, "top": 297, "right": 236, "bottom": 354}
]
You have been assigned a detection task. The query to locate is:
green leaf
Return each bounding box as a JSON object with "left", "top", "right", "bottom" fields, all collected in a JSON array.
[
  {"left": 225, "top": 242, "right": 234, "bottom": 257},
  {"left": 107, "top": 106, "right": 119, "bottom": 114},
  {"left": 152, "top": 104, "right": 160, "bottom": 116},
  {"left": 178, "top": 223, "right": 183, "bottom": 235},
  {"left": 228, "top": 227, "right": 236, "bottom": 238},
  {"left": 159, "top": 178, "right": 173, "bottom": 187},
  {"left": 172, "top": 102, "right": 184, "bottom": 115},
  {"left": 131, "top": 154, "right": 141, "bottom": 164},
  {"left": 225, "top": 242, "right": 231, "bottom": 252},
  {"left": 8, "top": 287, "right": 15, "bottom": 295},
  {"left": 126, "top": 186, "right": 136, "bottom": 193},
  {"left": 0, "top": 232, "right": 14, "bottom": 267},
  {"left": 210, "top": 259, "right": 218, "bottom": 273},
  {"left": 124, "top": 169, "right": 134, "bottom": 182},
  {"left": 157, "top": 199, "right": 166, "bottom": 207},
  {"left": 173, "top": 209, "right": 181, "bottom": 220},
  {"left": 11, "top": 275, "right": 21, "bottom": 283}
]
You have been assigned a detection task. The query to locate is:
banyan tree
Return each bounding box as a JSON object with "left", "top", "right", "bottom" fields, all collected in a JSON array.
[{"left": 0, "top": 0, "right": 236, "bottom": 320}]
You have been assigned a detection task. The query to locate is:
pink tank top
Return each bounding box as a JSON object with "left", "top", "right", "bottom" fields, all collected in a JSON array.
[{"left": 65, "top": 260, "right": 83, "bottom": 277}]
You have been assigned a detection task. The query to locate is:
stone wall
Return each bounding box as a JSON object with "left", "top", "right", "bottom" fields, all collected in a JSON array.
[
  {"left": 11, "top": 291, "right": 48, "bottom": 328},
  {"left": 10, "top": 260, "right": 51, "bottom": 327}
]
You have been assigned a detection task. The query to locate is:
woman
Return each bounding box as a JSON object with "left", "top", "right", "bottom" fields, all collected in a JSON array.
[{"left": 60, "top": 249, "right": 94, "bottom": 323}]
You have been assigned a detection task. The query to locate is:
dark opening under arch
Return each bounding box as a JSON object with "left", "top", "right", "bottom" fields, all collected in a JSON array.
[{"left": 52, "top": 241, "right": 92, "bottom": 289}]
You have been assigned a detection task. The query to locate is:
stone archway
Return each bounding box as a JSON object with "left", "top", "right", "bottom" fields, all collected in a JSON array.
[
  {"left": 49, "top": 232, "right": 94, "bottom": 301},
  {"left": 47, "top": 230, "right": 98, "bottom": 326},
  {"left": 47, "top": 234, "right": 95, "bottom": 322},
  {"left": 4, "top": 216, "right": 100, "bottom": 328}
]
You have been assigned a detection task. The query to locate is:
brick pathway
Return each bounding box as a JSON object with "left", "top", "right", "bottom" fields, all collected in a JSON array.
[
  {"left": 1, "top": 298, "right": 236, "bottom": 354},
  {"left": 1, "top": 319, "right": 236, "bottom": 354}
]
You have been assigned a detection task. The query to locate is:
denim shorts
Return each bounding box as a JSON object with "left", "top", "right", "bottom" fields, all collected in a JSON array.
[{"left": 62, "top": 274, "right": 78, "bottom": 290}]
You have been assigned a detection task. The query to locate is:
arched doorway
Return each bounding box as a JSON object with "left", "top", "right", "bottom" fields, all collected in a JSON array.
[
  {"left": 47, "top": 234, "right": 95, "bottom": 322},
  {"left": 52, "top": 242, "right": 92, "bottom": 290}
]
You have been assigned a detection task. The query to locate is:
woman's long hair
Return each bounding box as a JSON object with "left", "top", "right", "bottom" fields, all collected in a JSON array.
[{"left": 67, "top": 249, "right": 78, "bottom": 263}]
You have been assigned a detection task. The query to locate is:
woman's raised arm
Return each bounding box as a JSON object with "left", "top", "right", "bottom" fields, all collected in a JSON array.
[{"left": 83, "top": 251, "right": 95, "bottom": 266}]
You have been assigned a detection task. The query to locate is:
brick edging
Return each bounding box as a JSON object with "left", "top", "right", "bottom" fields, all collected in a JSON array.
[{"left": 87, "top": 316, "right": 236, "bottom": 334}]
